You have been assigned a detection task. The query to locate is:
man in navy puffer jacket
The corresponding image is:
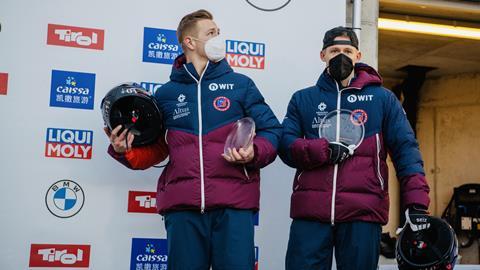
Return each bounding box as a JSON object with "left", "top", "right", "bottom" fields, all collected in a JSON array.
[
  {"left": 280, "top": 27, "right": 430, "bottom": 270},
  {"left": 105, "top": 9, "right": 281, "bottom": 270}
]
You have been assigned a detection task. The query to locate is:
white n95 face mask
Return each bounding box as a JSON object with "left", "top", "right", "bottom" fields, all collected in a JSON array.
[{"left": 204, "top": 35, "right": 226, "bottom": 62}]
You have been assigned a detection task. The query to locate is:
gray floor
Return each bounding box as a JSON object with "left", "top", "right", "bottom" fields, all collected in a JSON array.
[
  {"left": 327, "top": 255, "right": 480, "bottom": 269},
  {"left": 379, "top": 266, "right": 480, "bottom": 270}
]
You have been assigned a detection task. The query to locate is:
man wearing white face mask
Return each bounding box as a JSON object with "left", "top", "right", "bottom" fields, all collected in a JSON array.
[{"left": 106, "top": 9, "right": 281, "bottom": 270}]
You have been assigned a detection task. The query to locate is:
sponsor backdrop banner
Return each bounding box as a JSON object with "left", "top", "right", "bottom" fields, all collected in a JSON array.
[{"left": 0, "top": 0, "right": 344, "bottom": 269}]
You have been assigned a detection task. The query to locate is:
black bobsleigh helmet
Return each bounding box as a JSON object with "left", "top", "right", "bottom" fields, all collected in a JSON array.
[
  {"left": 101, "top": 83, "right": 164, "bottom": 146},
  {"left": 396, "top": 216, "right": 458, "bottom": 270}
]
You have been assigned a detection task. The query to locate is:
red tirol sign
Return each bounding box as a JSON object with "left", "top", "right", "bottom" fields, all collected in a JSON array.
[
  {"left": 29, "top": 244, "right": 90, "bottom": 268},
  {"left": 47, "top": 24, "right": 104, "bottom": 50}
]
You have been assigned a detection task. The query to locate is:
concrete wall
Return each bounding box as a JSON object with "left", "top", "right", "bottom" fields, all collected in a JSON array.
[
  {"left": 418, "top": 72, "right": 480, "bottom": 214},
  {"left": 346, "top": 0, "right": 379, "bottom": 69}
]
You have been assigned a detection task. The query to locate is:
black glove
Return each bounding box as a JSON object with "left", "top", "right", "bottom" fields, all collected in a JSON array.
[
  {"left": 328, "top": 142, "right": 353, "bottom": 164},
  {"left": 405, "top": 206, "right": 430, "bottom": 232}
]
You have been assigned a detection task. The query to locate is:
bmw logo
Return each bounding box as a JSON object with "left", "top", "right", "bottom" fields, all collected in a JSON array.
[{"left": 45, "top": 180, "right": 85, "bottom": 218}]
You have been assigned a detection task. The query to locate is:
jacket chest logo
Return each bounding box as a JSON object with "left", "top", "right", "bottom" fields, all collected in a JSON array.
[
  {"left": 350, "top": 109, "right": 368, "bottom": 125},
  {"left": 209, "top": 83, "right": 235, "bottom": 91},
  {"left": 312, "top": 102, "right": 328, "bottom": 129},
  {"left": 213, "top": 96, "right": 231, "bottom": 111},
  {"left": 173, "top": 94, "right": 190, "bottom": 120},
  {"left": 347, "top": 94, "right": 374, "bottom": 103}
]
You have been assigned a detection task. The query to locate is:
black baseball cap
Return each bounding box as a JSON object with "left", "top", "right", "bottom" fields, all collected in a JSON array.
[{"left": 322, "top": 26, "right": 359, "bottom": 50}]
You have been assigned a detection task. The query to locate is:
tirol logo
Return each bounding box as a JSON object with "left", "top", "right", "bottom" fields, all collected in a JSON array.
[
  {"left": 226, "top": 40, "right": 265, "bottom": 69},
  {"left": 143, "top": 27, "right": 183, "bottom": 65},
  {"left": 47, "top": 24, "right": 104, "bottom": 50},
  {"left": 50, "top": 70, "right": 95, "bottom": 110},
  {"left": 213, "top": 96, "right": 231, "bottom": 112},
  {"left": 45, "top": 128, "right": 93, "bottom": 159},
  {"left": 209, "top": 83, "right": 234, "bottom": 91},
  {"left": 45, "top": 180, "right": 85, "bottom": 218},
  {"left": 128, "top": 191, "right": 157, "bottom": 214},
  {"left": 131, "top": 238, "right": 168, "bottom": 270},
  {"left": 140, "top": 82, "right": 163, "bottom": 95},
  {"left": 347, "top": 94, "right": 374, "bottom": 103},
  {"left": 0, "top": 72, "right": 8, "bottom": 95},
  {"left": 29, "top": 244, "right": 90, "bottom": 268}
]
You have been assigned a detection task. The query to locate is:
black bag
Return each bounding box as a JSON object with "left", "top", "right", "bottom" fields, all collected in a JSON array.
[{"left": 442, "top": 183, "right": 480, "bottom": 248}]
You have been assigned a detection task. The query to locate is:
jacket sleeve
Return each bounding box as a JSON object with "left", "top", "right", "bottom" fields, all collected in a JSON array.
[
  {"left": 383, "top": 90, "right": 430, "bottom": 209},
  {"left": 107, "top": 136, "right": 169, "bottom": 170},
  {"left": 278, "top": 92, "right": 330, "bottom": 170},
  {"left": 243, "top": 79, "right": 282, "bottom": 169}
]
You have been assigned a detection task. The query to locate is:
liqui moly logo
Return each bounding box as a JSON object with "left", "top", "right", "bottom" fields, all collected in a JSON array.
[
  {"left": 47, "top": 24, "right": 105, "bottom": 50},
  {"left": 45, "top": 128, "right": 93, "bottom": 159},
  {"left": 226, "top": 40, "right": 265, "bottom": 69},
  {"left": 128, "top": 191, "right": 157, "bottom": 214},
  {"left": 29, "top": 244, "right": 90, "bottom": 268}
]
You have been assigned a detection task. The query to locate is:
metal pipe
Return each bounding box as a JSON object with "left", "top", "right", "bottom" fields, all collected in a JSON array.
[{"left": 353, "top": 0, "right": 362, "bottom": 40}]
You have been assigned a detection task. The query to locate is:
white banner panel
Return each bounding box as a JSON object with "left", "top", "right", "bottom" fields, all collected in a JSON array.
[{"left": 0, "top": 1, "right": 345, "bottom": 269}]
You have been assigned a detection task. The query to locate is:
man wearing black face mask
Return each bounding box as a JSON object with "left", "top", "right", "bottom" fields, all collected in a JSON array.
[{"left": 279, "top": 27, "right": 430, "bottom": 269}]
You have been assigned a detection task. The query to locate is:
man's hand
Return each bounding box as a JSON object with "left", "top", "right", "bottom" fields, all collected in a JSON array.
[
  {"left": 405, "top": 207, "right": 431, "bottom": 232},
  {"left": 222, "top": 143, "right": 254, "bottom": 164},
  {"left": 104, "top": 125, "right": 134, "bottom": 154},
  {"left": 328, "top": 142, "right": 354, "bottom": 164}
]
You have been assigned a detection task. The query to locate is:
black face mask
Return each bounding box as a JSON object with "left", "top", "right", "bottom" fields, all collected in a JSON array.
[{"left": 328, "top": 53, "right": 354, "bottom": 83}]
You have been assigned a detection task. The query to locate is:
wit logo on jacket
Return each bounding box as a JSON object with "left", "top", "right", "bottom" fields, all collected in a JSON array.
[
  {"left": 226, "top": 40, "right": 265, "bottom": 69},
  {"left": 209, "top": 83, "right": 234, "bottom": 91},
  {"left": 45, "top": 180, "right": 85, "bottom": 218},
  {"left": 128, "top": 191, "right": 157, "bottom": 214},
  {"left": 45, "top": 128, "right": 93, "bottom": 159},
  {"left": 29, "top": 244, "right": 90, "bottom": 268},
  {"left": 47, "top": 24, "right": 104, "bottom": 50},
  {"left": 347, "top": 94, "right": 374, "bottom": 103}
]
